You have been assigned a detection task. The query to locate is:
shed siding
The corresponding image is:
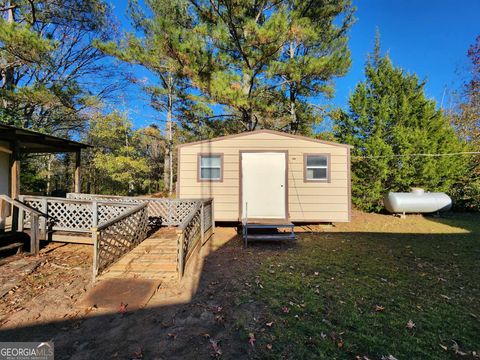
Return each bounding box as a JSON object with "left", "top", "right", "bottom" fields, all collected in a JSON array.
[{"left": 178, "top": 131, "right": 350, "bottom": 222}]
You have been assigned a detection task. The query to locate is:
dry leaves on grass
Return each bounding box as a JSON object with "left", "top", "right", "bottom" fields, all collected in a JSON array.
[
  {"left": 406, "top": 320, "right": 416, "bottom": 329},
  {"left": 281, "top": 306, "right": 290, "bottom": 314},
  {"left": 451, "top": 341, "right": 468, "bottom": 356},
  {"left": 266, "top": 343, "right": 273, "bottom": 351},
  {"left": 265, "top": 321, "right": 274, "bottom": 327},
  {"left": 248, "top": 333, "right": 256, "bottom": 347},
  {"left": 374, "top": 305, "right": 385, "bottom": 312},
  {"left": 381, "top": 355, "right": 398, "bottom": 360}
]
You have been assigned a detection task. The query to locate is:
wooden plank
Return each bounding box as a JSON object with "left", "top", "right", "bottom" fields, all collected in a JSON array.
[
  {"left": 0, "top": 242, "right": 23, "bottom": 253},
  {"left": 52, "top": 233, "right": 94, "bottom": 244}
]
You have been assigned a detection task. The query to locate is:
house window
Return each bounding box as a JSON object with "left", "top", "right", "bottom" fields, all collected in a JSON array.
[
  {"left": 199, "top": 154, "right": 223, "bottom": 181},
  {"left": 305, "top": 154, "right": 329, "bottom": 181}
]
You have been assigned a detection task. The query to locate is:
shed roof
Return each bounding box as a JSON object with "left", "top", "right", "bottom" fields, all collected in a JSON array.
[
  {"left": 177, "top": 129, "right": 353, "bottom": 149},
  {"left": 0, "top": 124, "right": 90, "bottom": 153}
]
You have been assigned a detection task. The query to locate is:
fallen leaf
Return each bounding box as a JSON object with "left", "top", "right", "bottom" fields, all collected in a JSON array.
[
  {"left": 406, "top": 320, "right": 416, "bottom": 329},
  {"left": 248, "top": 333, "right": 256, "bottom": 347},
  {"left": 439, "top": 344, "right": 448, "bottom": 351},
  {"left": 167, "top": 333, "right": 177, "bottom": 340},
  {"left": 440, "top": 294, "right": 451, "bottom": 300},
  {"left": 118, "top": 302, "right": 128, "bottom": 314},
  {"left": 266, "top": 343, "right": 273, "bottom": 351},
  {"left": 210, "top": 339, "right": 222, "bottom": 357},
  {"left": 381, "top": 355, "right": 398, "bottom": 360},
  {"left": 265, "top": 321, "right": 274, "bottom": 327},
  {"left": 131, "top": 348, "right": 143, "bottom": 359},
  {"left": 452, "top": 340, "right": 467, "bottom": 356},
  {"left": 375, "top": 305, "right": 385, "bottom": 312},
  {"left": 281, "top": 306, "right": 290, "bottom": 314}
]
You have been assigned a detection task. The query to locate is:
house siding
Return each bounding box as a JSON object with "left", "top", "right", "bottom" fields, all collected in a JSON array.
[{"left": 177, "top": 131, "right": 351, "bottom": 222}]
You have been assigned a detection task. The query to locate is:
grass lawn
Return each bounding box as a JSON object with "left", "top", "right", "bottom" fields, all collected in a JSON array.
[{"left": 249, "top": 212, "right": 480, "bottom": 359}]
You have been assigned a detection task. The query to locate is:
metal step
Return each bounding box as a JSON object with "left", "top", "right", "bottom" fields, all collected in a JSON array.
[
  {"left": 245, "top": 223, "right": 294, "bottom": 230},
  {"left": 246, "top": 233, "right": 296, "bottom": 241}
]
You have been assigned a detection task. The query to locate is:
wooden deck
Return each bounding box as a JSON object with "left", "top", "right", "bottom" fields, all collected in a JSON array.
[{"left": 98, "top": 228, "right": 178, "bottom": 281}]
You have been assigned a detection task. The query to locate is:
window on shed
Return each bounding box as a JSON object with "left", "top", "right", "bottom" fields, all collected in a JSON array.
[
  {"left": 199, "top": 154, "right": 222, "bottom": 181},
  {"left": 305, "top": 154, "right": 329, "bottom": 181}
]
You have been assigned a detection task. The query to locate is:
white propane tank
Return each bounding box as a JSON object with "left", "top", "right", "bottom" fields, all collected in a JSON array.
[{"left": 383, "top": 188, "right": 452, "bottom": 214}]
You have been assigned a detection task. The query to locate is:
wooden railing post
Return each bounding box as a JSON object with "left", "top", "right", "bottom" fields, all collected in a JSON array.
[
  {"left": 211, "top": 199, "right": 215, "bottom": 233},
  {"left": 200, "top": 203, "right": 205, "bottom": 244},
  {"left": 92, "top": 200, "right": 98, "bottom": 228},
  {"left": 168, "top": 200, "right": 173, "bottom": 227},
  {"left": 92, "top": 228, "right": 98, "bottom": 283},
  {"left": 30, "top": 214, "right": 39, "bottom": 255},
  {"left": 40, "top": 197, "right": 47, "bottom": 239},
  {"left": 176, "top": 229, "right": 185, "bottom": 278},
  {"left": 18, "top": 195, "right": 25, "bottom": 232}
]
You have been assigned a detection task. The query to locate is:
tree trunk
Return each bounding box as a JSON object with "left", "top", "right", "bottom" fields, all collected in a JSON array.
[
  {"left": 289, "top": 41, "right": 298, "bottom": 134},
  {"left": 1, "top": 2, "right": 15, "bottom": 109},
  {"left": 163, "top": 74, "right": 174, "bottom": 196}
]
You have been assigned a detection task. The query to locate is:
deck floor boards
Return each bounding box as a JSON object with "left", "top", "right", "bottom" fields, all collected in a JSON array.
[{"left": 98, "top": 227, "right": 178, "bottom": 281}]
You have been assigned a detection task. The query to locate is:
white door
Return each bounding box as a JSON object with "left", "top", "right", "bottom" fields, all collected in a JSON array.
[{"left": 241, "top": 152, "right": 286, "bottom": 219}]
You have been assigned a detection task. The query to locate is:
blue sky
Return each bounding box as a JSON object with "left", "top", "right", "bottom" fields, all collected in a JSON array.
[{"left": 108, "top": 0, "right": 480, "bottom": 131}]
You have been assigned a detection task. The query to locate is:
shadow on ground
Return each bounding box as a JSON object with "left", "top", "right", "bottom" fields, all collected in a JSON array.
[{"left": 0, "top": 214, "right": 478, "bottom": 359}]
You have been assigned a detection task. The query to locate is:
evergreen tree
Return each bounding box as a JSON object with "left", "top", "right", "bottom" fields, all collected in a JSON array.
[
  {"left": 334, "top": 38, "right": 466, "bottom": 211},
  {"left": 270, "top": 0, "right": 354, "bottom": 134},
  {"left": 0, "top": 0, "right": 117, "bottom": 134}
]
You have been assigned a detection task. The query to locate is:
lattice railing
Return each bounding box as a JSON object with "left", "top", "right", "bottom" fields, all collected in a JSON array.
[
  {"left": 67, "top": 193, "right": 199, "bottom": 225},
  {"left": 176, "top": 199, "right": 215, "bottom": 277},
  {"left": 93, "top": 203, "right": 149, "bottom": 281},
  {"left": 20, "top": 196, "right": 137, "bottom": 233}
]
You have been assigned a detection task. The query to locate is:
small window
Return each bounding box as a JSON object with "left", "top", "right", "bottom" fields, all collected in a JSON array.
[
  {"left": 199, "top": 154, "right": 222, "bottom": 181},
  {"left": 305, "top": 154, "right": 329, "bottom": 181}
]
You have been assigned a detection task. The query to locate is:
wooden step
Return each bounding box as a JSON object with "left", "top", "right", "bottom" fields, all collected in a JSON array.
[{"left": 0, "top": 242, "right": 23, "bottom": 254}]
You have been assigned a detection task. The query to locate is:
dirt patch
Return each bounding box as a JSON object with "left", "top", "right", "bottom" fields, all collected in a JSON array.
[
  {"left": 82, "top": 278, "right": 160, "bottom": 312},
  {"left": 0, "top": 242, "right": 92, "bottom": 329}
]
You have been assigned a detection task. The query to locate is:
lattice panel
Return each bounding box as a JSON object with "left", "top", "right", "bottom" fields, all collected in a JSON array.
[
  {"left": 171, "top": 201, "right": 198, "bottom": 225},
  {"left": 147, "top": 200, "right": 169, "bottom": 219},
  {"left": 23, "top": 199, "right": 44, "bottom": 227},
  {"left": 97, "top": 203, "right": 136, "bottom": 225},
  {"left": 95, "top": 206, "right": 149, "bottom": 275},
  {"left": 47, "top": 200, "right": 93, "bottom": 231},
  {"left": 203, "top": 202, "right": 213, "bottom": 231},
  {"left": 182, "top": 207, "right": 202, "bottom": 260}
]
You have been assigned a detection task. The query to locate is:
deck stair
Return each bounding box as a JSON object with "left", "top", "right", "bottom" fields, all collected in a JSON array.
[{"left": 242, "top": 220, "right": 296, "bottom": 247}]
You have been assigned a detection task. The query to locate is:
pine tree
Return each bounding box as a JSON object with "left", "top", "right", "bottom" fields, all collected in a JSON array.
[
  {"left": 270, "top": 0, "right": 354, "bottom": 134},
  {"left": 334, "top": 37, "right": 466, "bottom": 211}
]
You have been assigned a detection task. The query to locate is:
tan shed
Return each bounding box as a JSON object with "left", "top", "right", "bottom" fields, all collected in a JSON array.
[{"left": 177, "top": 129, "right": 352, "bottom": 223}]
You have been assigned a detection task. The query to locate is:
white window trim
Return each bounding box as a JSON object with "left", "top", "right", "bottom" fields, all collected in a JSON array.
[
  {"left": 198, "top": 154, "right": 223, "bottom": 181},
  {"left": 304, "top": 154, "right": 330, "bottom": 182}
]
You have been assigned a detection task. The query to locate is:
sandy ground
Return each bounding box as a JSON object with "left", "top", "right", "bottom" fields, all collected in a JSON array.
[
  {"left": 0, "top": 243, "right": 92, "bottom": 328},
  {"left": 0, "top": 210, "right": 475, "bottom": 359}
]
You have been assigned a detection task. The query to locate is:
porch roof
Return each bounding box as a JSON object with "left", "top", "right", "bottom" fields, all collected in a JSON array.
[{"left": 0, "top": 124, "right": 90, "bottom": 153}]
